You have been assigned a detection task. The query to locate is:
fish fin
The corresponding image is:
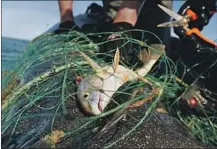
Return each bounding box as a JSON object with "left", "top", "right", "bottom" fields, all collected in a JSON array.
[
  {"left": 112, "top": 47, "right": 120, "bottom": 73},
  {"left": 79, "top": 50, "right": 103, "bottom": 72},
  {"left": 136, "top": 44, "right": 165, "bottom": 76}
]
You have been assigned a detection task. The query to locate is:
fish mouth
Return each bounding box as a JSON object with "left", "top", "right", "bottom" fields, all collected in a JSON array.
[{"left": 98, "top": 94, "right": 103, "bottom": 112}]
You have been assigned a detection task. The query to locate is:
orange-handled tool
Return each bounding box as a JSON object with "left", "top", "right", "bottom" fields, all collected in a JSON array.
[{"left": 157, "top": 4, "right": 217, "bottom": 48}]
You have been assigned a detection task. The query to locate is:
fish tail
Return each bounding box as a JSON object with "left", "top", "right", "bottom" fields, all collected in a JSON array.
[
  {"left": 136, "top": 44, "right": 165, "bottom": 77},
  {"left": 149, "top": 44, "right": 165, "bottom": 60},
  {"left": 137, "top": 44, "right": 165, "bottom": 63}
]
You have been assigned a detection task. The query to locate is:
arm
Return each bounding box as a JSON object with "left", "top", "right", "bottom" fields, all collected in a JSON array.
[
  {"left": 100, "top": 1, "right": 144, "bottom": 66},
  {"left": 113, "top": 0, "right": 142, "bottom": 26},
  {"left": 55, "top": 0, "right": 79, "bottom": 34},
  {"left": 58, "top": 0, "right": 74, "bottom": 23}
]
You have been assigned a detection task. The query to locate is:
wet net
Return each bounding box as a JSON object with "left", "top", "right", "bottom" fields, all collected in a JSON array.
[{"left": 2, "top": 30, "right": 217, "bottom": 148}]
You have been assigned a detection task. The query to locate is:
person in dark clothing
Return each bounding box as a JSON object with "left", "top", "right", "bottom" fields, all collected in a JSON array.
[{"left": 56, "top": 0, "right": 217, "bottom": 114}]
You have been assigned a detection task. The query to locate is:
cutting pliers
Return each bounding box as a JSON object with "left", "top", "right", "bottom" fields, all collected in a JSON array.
[{"left": 157, "top": 4, "right": 217, "bottom": 48}]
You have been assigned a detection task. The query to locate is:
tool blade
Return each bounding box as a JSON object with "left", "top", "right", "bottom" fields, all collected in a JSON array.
[
  {"left": 157, "top": 20, "right": 183, "bottom": 27},
  {"left": 158, "top": 4, "right": 183, "bottom": 21}
]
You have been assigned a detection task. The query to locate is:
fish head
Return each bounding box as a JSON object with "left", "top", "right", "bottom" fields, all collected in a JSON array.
[
  {"left": 77, "top": 75, "right": 105, "bottom": 115},
  {"left": 77, "top": 48, "right": 120, "bottom": 115}
]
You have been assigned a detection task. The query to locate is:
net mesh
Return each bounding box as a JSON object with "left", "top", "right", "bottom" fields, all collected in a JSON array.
[{"left": 2, "top": 30, "right": 217, "bottom": 148}]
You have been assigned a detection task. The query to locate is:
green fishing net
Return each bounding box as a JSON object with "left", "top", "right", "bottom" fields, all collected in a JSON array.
[{"left": 2, "top": 30, "right": 217, "bottom": 148}]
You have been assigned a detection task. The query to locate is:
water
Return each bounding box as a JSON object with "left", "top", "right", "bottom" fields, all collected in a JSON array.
[
  {"left": 2, "top": 37, "right": 29, "bottom": 71},
  {"left": 1, "top": 12, "right": 96, "bottom": 72}
]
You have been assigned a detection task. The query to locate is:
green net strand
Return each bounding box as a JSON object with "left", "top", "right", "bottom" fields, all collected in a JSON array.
[{"left": 2, "top": 30, "right": 217, "bottom": 147}]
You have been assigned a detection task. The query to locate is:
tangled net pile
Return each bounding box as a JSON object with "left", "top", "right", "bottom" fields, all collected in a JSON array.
[{"left": 2, "top": 30, "right": 217, "bottom": 148}]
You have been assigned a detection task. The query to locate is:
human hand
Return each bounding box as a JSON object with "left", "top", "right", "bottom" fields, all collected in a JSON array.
[
  {"left": 54, "top": 20, "right": 79, "bottom": 34},
  {"left": 100, "top": 22, "right": 139, "bottom": 66}
]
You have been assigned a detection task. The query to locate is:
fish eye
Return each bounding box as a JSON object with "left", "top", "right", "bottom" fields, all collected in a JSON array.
[{"left": 83, "top": 93, "right": 90, "bottom": 99}]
